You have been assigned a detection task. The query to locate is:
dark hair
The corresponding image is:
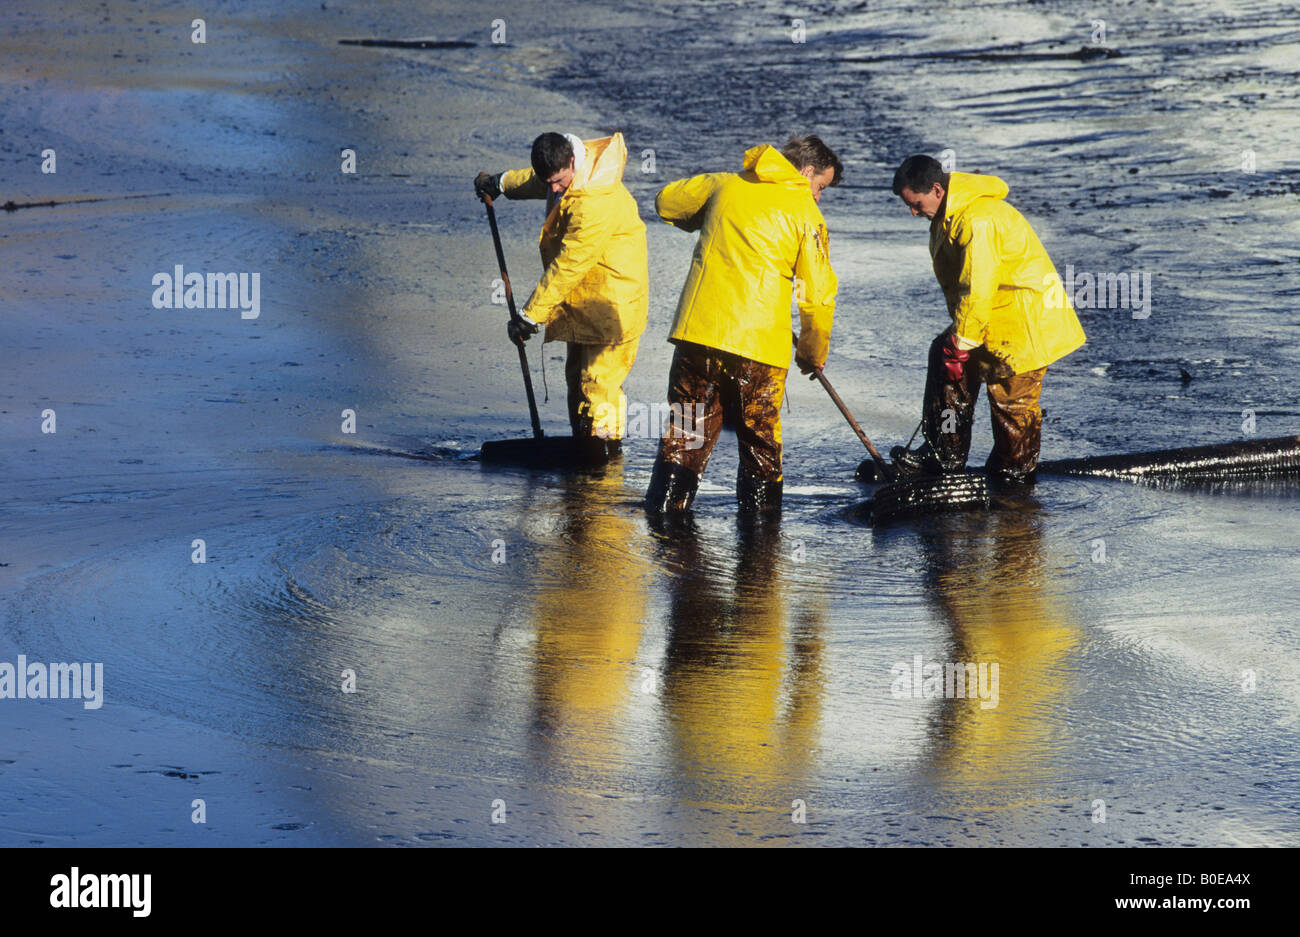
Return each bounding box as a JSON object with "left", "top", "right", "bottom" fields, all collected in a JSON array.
[
  {"left": 782, "top": 135, "right": 843, "bottom": 185},
  {"left": 531, "top": 132, "right": 575, "bottom": 179},
  {"left": 892, "top": 155, "right": 949, "bottom": 196}
]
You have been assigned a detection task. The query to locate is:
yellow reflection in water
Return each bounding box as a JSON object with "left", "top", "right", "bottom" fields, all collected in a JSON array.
[
  {"left": 917, "top": 501, "right": 1080, "bottom": 788},
  {"left": 528, "top": 467, "right": 649, "bottom": 773},
  {"left": 655, "top": 515, "right": 826, "bottom": 809}
]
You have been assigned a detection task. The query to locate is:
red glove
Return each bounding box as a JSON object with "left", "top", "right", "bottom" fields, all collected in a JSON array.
[{"left": 941, "top": 337, "right": 971, "bottom": 382}]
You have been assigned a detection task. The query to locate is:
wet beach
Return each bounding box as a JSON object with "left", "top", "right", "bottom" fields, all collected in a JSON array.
[{"left": 1, "top": 0, "right": 1298, "bottom": 846}]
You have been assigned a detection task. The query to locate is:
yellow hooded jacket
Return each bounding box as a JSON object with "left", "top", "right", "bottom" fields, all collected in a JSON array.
[
  {"left": 500, "top": 133, "right": 649, "bottom": 346},
  {"left": 931, "top": 172, "right": 1086, "bottom": 374},
  {"left": 655, "top": 145, "right": 837, "bottom": 370}
]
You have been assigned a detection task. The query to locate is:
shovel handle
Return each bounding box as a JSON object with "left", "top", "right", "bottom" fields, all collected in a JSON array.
[
  {"left": 793, "top": 334, "right": 894, "bottom": 480},
  {"left": 481, "top": 193, "right": 544, "bottom": 439}
]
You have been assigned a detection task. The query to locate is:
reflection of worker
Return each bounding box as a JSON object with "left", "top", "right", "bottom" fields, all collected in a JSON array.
[
  {"left": 658, "top": 519, "right": 825, "bottom": 810},
  {"left": 891, "top": 155, "right": 1085, "bottom": 483},
  {"left": 528, "top": 469, "right": 648, "bottom": 771},
  {"left": 474, "top": 132, "right": 649, "bottom": 454},
  {"left": 916, "top": 506, "right": 1078, "bottom": 786},
  {"left": 645, "top": 137, "right": 841, "bottom": 513}
]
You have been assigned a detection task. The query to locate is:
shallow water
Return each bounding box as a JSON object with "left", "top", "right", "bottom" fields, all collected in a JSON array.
[{"left": 2, "top": 0, "right": 1298, "bottom": 846}]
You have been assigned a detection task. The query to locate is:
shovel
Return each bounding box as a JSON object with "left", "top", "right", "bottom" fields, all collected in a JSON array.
[
  {"left": 477, "top": 191, "right": 608, "bottom": 469},
  {"left": 794, "top": 335, "right": 895, "bottom": 482}
]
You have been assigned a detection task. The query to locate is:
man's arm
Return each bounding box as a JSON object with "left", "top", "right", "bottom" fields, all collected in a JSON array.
[
  {"left": 949, "top": 216, "right": 999, "bottom": 348},
  {"left": 793, "top": 221, "right": 838, "bottom": 370},
  {"left": 500, "top": 167, "right": 548, "bottom": 200},
  {"left": 654, "top": 173, "right": 726, "bottom": 232},
  {"left": 521, "top": 197, "right": 615, "bottom": 324}
]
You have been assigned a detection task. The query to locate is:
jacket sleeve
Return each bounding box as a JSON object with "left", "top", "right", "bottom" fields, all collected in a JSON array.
[
  {"left": 949, "top": 215, "right": 999, "bottom": 346},
  {"left": 654, "top": 173, "right": 724, "bottom": 232},
  {"left": 793, "top": 220, "right": 838, "bottom": 368},
  {"left": 501, "top": 167, "right": 547, "bottom": 200},
  {"left": 521, "top": 197, "right": 614, "bottom": 325}
]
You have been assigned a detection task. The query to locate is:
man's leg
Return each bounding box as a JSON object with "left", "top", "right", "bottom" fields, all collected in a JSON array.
[
  {"left": 569, "top": 339, "right": 640, "bottom": 455},
  {"left": 565, "top": 342, "right": 586, "bottom": 437},
  {"left": 986, "top": 367, "right": 1046, "bottom": 482},
  {"left": 645, "top": 343, "right": 725, "bottom": 514},
  {"left": 920, "top": 331, "right": 982, "bottom": 473},
  {"left": 728, "top": 353, "right": 786, "bottom": 511}
]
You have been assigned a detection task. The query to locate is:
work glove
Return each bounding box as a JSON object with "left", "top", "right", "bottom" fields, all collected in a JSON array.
[
  {"left": 794, "top": 329, "right": 828, "bottom": 379},
  {"left": 507, "top": 314, "right": 539, "bottom": 344},
  {"left": 941, "top": 335, "right": 971, "bottom": 382},
  {"left": 474, "top": 171, "right": 501, "bottom": 201},
  {"left": 795, "top": 352, "right": 823, "bottom": 379}
]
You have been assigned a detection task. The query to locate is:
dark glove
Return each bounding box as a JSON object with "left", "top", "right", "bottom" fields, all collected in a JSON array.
[
  {"left": 507, "top": 315, "right": 539, "bottom": 344},
  {"left": 474, "top": 171, "right": 501, "bottom": 201},
  {"left": 795, "top": 353, "right": 823, "bottom": 379},
  {"left": 941, "top": 336, "right": 971, "bottom": 382}
]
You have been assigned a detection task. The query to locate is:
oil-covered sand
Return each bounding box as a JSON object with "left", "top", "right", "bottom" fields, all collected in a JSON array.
[{"left": 2, "top": 0, "right": 1298, "bottom": 846}]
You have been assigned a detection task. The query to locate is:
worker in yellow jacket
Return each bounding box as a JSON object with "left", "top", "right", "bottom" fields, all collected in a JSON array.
[
  {"left": 891, "top": 155, "right": 1086, "bottom": 482},
  {"left": 646, "top": 136, "right": 841, "bottom": 514},
  {"left": 474, "top": 132, "right": 649, "bottom": 453}
]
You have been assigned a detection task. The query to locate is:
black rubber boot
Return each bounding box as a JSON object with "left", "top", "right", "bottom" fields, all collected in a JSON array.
[
  {"left": 736, "top": 471, "right": 783, "bottom": 514},
  {"left": 645, "top": 459, "right": 700, "bottom": 514},
  {"left": 987, "top": 466, "right": 1037, "bottom": 490},
  {"left": 890, "top": 444, "right": 945, "bottom": 479},
  {"left": 570, "top": 414, "right": 611, "bottom": 466},
  {"left": 605, "top": 439, "right": 623, "bottom": 460},
  {"left": 985, "top": 450, "right": 1037, "bottom": 489}
]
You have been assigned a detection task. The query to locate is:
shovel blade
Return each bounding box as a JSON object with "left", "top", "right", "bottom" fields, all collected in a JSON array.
[
  {"left": 856, "top": 458, "right": 891, "bottom": 483},
  {"left": 480, "top": 435, "right": 610, "bottom": 470}
]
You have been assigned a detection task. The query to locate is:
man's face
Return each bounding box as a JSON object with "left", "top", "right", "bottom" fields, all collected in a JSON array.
[
  {"left": 800, "top": 165, "right": 837, "bottom": 204},
  {"left": 545, "top": 158, "right": 576, "bottom": 195},
  {"left": 900, "top": 183, "right": 945, "bottom": 219}
]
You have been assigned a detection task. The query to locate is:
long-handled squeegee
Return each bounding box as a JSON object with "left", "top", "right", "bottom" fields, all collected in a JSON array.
[{"left": 477, "top": 192, "right": 608, "bottom": 469}]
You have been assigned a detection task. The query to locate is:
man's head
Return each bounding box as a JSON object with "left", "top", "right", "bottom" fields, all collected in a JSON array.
[
  {"left": 892, "top": 155, "right": 948, "bottom": 219},
  {"left": 782, "top": 135, "right": 843, "bottom": 204},
  {"left": 531, "top": 132, "right": 576, "bottom": 195}
]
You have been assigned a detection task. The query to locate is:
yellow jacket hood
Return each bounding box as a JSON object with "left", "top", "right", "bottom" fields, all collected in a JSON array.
[
  {"left": 742, "top": 144, "right": 812, "bottom": 189},
  {"left": 570, "top": 133, "right": 627, "bottom": 192},
  {"left": 942, "top": 171, "right": 1010, "bottom": 222}
]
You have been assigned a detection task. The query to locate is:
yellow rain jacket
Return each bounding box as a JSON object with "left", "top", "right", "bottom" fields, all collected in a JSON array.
[
  {"left": 931, "top": 172, "right": 1086, "bottom": 374},
  {"left": 654, "top": 145, "right": 837, "bottom": 370},
  {"left": 500, "top": 133, "right": 649, "bottom": 346}
]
